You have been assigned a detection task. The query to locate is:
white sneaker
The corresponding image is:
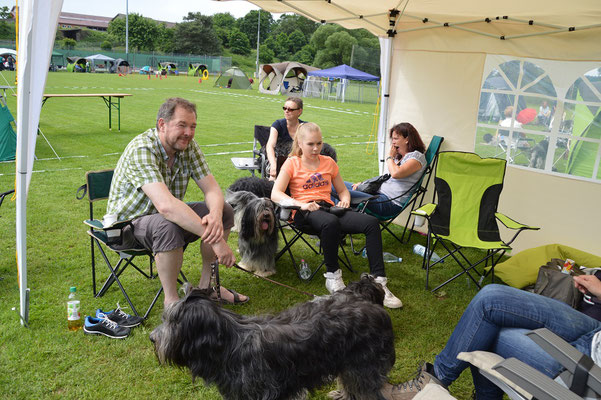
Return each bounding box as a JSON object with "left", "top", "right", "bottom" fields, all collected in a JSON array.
[
  {"left": 324, "top": 269, "right": 346, "bottom": 293},
  {"left": 374, "top": 276, "right": 403, "bottom": 309}
]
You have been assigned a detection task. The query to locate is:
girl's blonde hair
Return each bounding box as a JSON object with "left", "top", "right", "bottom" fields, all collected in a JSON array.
[{"left": 289, "top": 122, "right": 321, "bottom": 157}]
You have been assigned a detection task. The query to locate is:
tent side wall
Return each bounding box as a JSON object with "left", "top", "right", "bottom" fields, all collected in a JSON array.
[{"left": 386, "top": 24, "right": 601, "bottom": 255}]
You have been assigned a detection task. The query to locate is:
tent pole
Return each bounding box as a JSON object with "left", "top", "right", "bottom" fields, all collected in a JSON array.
[{"left": 378, "top": 36, "right": 393, "bottom": 175}]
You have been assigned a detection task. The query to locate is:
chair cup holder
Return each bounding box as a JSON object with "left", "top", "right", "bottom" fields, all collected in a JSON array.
[{"left": 105, "top": 228, "right": 122, "bottom": 246}]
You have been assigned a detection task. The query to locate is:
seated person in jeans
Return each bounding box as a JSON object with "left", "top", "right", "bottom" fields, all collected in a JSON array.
[
  {"left": 342, "top": 123, "right": 426, "bottom": 216},
  {"left": 394, "top": 275, "right": 601, "bottom": 399},
  {"left": 271, "top": 122, "right": 402, "bottom": 309},
  {"left": 266, "top": 97, "right": 305, "bottom": 180},
  {"left": 107, "top": 97, "right": 248, "bottom": 306}
]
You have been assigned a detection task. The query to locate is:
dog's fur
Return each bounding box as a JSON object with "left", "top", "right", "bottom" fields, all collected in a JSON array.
[
  {"left": 529, "top": 138, "right": 549, "bottom": 169},
  {"left": 225, "top": 189, "right": 278, "bottom": 276},
  {"left": 228, "top": 176, "right": 275, "bottom": 199},
  {"left": 150, "top": 274, "right": 395, "bottom": 400}
]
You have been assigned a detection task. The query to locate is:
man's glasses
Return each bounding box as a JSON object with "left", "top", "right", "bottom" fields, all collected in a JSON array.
[{"left": 282, "top": 106, "right": 300, "bottom": 112}]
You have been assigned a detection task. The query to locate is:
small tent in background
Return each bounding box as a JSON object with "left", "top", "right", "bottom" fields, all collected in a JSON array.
[
  {"left": 86, "top": 54, "right": 115, "bottom": 73},
  {"left": 66, "top": 56, "right": 87, "bottom": 72},
  {"left": 188, "top": 63, "right": 208, "bottom": 77},
  {"left": 214, "top": 67, "right": 252, "bottom": 89},
  {"left": 0, "top": 48, "right": 16, "bottom": 71},
  {"left": 258, "top": 62, "right": 319, "bottom": 95},
  {"left": 139, "top": 65, "right": 152, "bottom": 75},
  {"left": 50, "top": 50, "right": 62, "bottom": 71},
  {"left": 0, "top": 101, "right": 16, "bottom": 162},
  {"left": 306, "top": 64, "right": 379, "bottom": 103},
  {"left": 158, "top": 62, "right": 177, "bottom": 75},
  {"left": 110, "top": 58, "right": 130, "bottom": 74}
]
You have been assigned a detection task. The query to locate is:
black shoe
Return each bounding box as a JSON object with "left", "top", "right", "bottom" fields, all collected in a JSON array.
[
  {"left": 96, "top": 305, "right": 143, "bottom": 328},
  {"left": 84, "top": 316, "right": 131, "bottom": 339}
]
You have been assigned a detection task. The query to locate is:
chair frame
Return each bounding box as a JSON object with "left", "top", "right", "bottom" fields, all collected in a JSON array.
[
  {"left": 78, "top": 169, "right": 185, "bottom": 319},
  {"left": 412, "top": 152, "right": 539, "bottom": 292},
  {"left": 230, "top": 125, "right": 272, "bottom": 178}
]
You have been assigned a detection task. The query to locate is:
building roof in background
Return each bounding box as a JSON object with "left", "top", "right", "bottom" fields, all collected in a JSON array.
[{"left": 58, "top": 12, "right": 113, "bottom": 29}]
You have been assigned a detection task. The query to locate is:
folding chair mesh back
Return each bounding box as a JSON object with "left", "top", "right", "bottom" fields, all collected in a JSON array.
[
  {"left": 413, "top": 151, "right": 539, "bottom": 291},
  {"left": 430, "top": 152, "right": 507, "bottom": 249},
  {"left": 79, "top": 170, "right": 163, "bottom": 319}
]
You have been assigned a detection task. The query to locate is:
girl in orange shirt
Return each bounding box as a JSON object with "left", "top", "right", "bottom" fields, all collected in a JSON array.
[{"left": 271, "top": 122, "right": 402, "bottom": 308}]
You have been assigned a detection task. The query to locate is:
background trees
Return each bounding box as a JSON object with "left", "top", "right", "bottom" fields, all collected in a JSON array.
[{"left": 172, "top": 12, "right": 221, "bottom": 55}]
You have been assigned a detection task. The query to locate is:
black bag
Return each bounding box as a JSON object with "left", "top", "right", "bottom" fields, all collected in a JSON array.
[
  {"left": 356, "top": 174, "right": 391, "bottom": 195},
  {"left": 533, "top": 258, "right": 583, "bottom": 308}
]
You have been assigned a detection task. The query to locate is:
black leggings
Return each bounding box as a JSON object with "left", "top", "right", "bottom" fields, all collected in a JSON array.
[{"left": 294, "top": 209, "right": 385, "bottom": 277}]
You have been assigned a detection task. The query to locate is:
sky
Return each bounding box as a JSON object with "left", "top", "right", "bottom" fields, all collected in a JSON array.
[{"left": 0, "top": 0, "right": 261, "bottom": 22}]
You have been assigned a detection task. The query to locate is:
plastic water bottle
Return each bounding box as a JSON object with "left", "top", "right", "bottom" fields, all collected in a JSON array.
[
  {"left": 298, "top": 259, "right": 312, "bottom": 280},
  {"left": 383, "top": 252, "right": 403, "bottom": 263},
  {"left": 413, "top": 244, "right": 443, "bottom": 263},
  {"left": 361, "top": 248, "right": 368, "bottom": 258},
  {"left": 67, "top": 286, "right": 82, "bottom": 331}
]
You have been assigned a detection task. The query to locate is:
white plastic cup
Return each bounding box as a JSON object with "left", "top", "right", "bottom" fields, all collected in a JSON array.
[
  {"left": 103, "top": 213, "right": 118, "bottom": 228},
  {"left": 414, "top": 215, "right": 425, "bottom": 227}
]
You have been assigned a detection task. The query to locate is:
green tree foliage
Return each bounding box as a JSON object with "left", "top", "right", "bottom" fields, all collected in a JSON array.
[
  {"left": 271, "top": 14, "right": 318, "bottom": 42},
  {"left": 294, "top": 44, "right": 316, "bottom": 66},
  {"left": 0, "top": 20, "right": 14, "bottom": 39},
  {"left": 310, "top": 24, "right": 379, "bottom": 70},
  {"left": 108, "top": 13, "right": 160, "bottom": 51},
  {"left": 288, "top": 29, "right": 307, "bottom": 55},
  {"left": 274, "top": 32, "right": 291, "bottom": 60},
  {"left": 238, "top": 10, "right": 273, "bottom": 46},
  {"left": 229, "top": 28, "right": 251, "bottom": 56},
  {"left": 157, "top": 24, "right": 175, "bottom": 53},
  {"left": 61, "top": 38, "right": 76, "bottom": 50},
  {"left": 0, "top": 6, "right": 11, "bottom": 19},
  {"left": 173, "top": 12, "right": 221, "bottom": 55},
  {"left": 213, "top": 12, "right": 236, "bottom": 47},
  {"left": 258, "top": 44, "right": 274, "bottom": 64},
  {"left": 100, "top": 41, "right": 112, "bottom": 51}
]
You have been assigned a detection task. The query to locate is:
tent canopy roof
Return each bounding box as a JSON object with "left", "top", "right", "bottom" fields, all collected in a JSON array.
[
  {"left": 0, "top": 48, "right": 16, "bottom": 56},
  {"left": 308, "top": 64, "right": 378, "bottom": 81},
  {"left": 243, "top": 0, "right": 601, "bottom": 38},
  {"left": 86, "top": 54, "right": 114, "bottom": 61},
  {"left": 261, "top": 61, "right": 318, "bottom": 75}
]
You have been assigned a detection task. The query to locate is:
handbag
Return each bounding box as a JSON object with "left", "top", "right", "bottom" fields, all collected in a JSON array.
[
  {"left": 533, "top": 258, "right": 583, "bottom": 308},
  {"left": 356, "top": 174, "right": 391, "bottom": 195}
]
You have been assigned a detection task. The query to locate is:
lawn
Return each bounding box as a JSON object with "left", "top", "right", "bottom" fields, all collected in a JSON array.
[{"left": 0, "top": 71, "right": 483, "bottom": 399}]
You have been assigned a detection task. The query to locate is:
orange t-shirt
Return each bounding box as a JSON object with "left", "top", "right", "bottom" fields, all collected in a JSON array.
[{"left": 282, "top": 155, "right": 338, "bottom": 206}]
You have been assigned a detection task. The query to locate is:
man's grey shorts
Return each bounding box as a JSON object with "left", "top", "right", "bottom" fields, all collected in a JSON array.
[{"left": 115, "top": 202, "right": 234, "bottom": 253}]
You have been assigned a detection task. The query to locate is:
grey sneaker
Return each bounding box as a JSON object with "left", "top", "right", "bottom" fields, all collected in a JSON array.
[
  {"left": 389, "top": 362, "right": 444, "bottom": 399},
  {"left": 374, "top": 276, "right": 402, "bottom": 309},
  {"left": 324, "top": 269, "right": 346, "bottom": 293}
]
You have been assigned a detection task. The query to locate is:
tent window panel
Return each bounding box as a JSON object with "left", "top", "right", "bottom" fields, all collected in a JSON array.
[
  {"left": 499, "top": 60, "right": 522, "bottom": 89},
  {"left": 475, "top": 126, "right": 504, "bottom": 159},
  {"left": 482, "top": 71, "right": 512, "bottom": 90},
  {"left": 524, "top": 134, "right": 552, "bottom": 170},
  {"left": 555, "top": 139, "right": 599, "bottom": 179},
  {"left": 477, "top": 93, "right": 516, "bottom": 124}
]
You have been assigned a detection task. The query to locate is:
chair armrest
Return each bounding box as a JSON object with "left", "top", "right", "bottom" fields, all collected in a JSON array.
[
  {"left": 412, "top": 203, "right": 436, "bottom": 217},
  {"left": 495, "top": 213, "right": 539, "bottom": 231},
  {"left": 84, "top": 219, "right": 131, "bottom": 230},
  {"left": 493, "top": 358, "right": 582, "bottom": 400}
]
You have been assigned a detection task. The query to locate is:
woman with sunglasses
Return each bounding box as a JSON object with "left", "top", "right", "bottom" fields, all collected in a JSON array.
[{"left": 266, "top": 97, "right": 305, "bottom": 181}]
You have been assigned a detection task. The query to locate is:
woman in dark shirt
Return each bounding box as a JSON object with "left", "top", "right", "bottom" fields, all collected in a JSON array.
[{"left": 266, "top": 97, "right": 305, "bottom": 180}]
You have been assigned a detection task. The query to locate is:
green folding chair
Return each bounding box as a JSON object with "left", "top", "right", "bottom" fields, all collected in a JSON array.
[
  {"left": 347, "top": 135, "right": 444, "bottom": 254},
  {"left": 76, "top": 169, "right": 186, "bottom": 319},
  {"left": 412, "top": 152, "right": 539, "bottom": 292}
]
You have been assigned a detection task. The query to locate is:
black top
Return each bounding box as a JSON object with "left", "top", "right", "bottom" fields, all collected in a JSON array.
[{"left": 271, "top": 118, "right": 306, "bottom": 144}]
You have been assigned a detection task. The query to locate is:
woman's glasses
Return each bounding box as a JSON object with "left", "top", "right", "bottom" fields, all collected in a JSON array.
[{"left": 282, "top": 106, "right": 300, "bottom": 112}]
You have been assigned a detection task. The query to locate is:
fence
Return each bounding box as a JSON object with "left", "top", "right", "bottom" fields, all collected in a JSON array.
[{"left": 303, "top": 76, "right": 379, "bottom": 104}]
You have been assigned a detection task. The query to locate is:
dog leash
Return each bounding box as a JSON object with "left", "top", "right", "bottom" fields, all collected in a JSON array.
[
  {"left": 210, "top": 260, "right": 221, "bottom": 302},
  {"left": 233, "top": 263, "right": 315, "bottom": 298}
]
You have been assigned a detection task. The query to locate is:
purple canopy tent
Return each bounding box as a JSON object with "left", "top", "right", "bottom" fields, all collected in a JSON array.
[
  {"left": 307, "top": 64, "right": 379, "bottom": 81},
  {"left": 306, "top": 64, "right": 379, "bottom": 103}
]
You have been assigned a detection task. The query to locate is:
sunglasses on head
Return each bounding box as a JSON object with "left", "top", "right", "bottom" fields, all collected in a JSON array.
[{"left": 282, "top": 106, "right": 300, "bottom": 112}]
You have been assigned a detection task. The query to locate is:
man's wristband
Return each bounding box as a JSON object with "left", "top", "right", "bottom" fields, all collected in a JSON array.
[{"left": 386, "top": 156, "right": 393, "bottom": 161}]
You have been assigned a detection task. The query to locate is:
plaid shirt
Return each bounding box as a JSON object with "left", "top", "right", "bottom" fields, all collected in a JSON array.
[{"left": 107, "top": 128, "right": 210, "bottom": 220}]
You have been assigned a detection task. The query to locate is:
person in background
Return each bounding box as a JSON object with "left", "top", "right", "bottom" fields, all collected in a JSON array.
[{"left": 266, "top": 97, "right": 305, "bottom": 181}]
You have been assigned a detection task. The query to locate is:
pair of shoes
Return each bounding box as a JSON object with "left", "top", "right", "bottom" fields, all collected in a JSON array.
[
  {"left": 210, "top": 287, "right": 250, "bottom": 305},
  {"left": 96, "top": 304, "right": 144, "bottom": 328},
  {"left": 324, "top": 269, "right": 346, "bottom": 293},
  {"left": 389, "top": 362, "right": 444, "bottom": 399},
  {"left": 84, "top": 316, "right": 131, "bottom": 339},
  {"left": 374, "top": 276, "right": 403, "bottom": 309}
]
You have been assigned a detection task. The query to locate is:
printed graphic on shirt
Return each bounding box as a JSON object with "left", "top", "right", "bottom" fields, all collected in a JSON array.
[{"left": 303, "top": 172, "right": 329, "bottom": 189}]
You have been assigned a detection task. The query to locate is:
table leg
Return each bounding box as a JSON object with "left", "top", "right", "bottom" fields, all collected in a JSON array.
[
  {"left": 108, "top": 96, "right": 112, "bottom": 130},
  {"left": 118, "top": 97, "right": 121, "bottom": 131}
]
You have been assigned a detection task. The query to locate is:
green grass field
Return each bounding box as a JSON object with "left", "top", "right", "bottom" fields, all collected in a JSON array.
[{"left": 0, "top": 71, "right": 484, "bottom": 399}]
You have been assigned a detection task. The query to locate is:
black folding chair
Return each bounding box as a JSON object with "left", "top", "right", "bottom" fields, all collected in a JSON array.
[
  {"left": 76, "top": 169, "right": 186, "bottom": 319},
  {"left": 231, "top": 125, "right": 271, "bottom": 177}
]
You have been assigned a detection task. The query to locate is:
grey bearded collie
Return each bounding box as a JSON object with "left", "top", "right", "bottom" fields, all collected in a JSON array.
[
  {"left": 226, "top": 189, "right": 278, "bottom": 276},
  {"left": 150, "top": 274, "right": 396, "bottom": 400}
]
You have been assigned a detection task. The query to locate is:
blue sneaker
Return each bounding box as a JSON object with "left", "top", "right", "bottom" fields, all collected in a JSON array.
[
  {"left": 84, "top": 316, "right": 131, "bottom": 339},
  {"left": 95, "top": 304, "right": 143, "bottom": 328}
]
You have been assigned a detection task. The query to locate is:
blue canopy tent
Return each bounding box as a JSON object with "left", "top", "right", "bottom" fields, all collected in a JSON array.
[{"left": 306, "top": 64, "right": 379, "bottom": 103}]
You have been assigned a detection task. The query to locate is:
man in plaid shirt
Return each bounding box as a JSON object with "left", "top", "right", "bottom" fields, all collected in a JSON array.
[{"left": 107, "top": 97, "right": 248, "bottom": 306}]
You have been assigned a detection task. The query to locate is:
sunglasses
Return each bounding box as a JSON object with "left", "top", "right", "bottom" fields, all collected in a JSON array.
[{"left": 282, "top": 106, "right": 300, "bottom": 112}]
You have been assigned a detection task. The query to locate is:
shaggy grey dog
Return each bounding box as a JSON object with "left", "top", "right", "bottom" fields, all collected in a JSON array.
[
  {"left": 226, "top": 189, "right": 278, "bottom": 276},
  {"left": 150, "top": 274, "right": 395, "bottom": 400}
]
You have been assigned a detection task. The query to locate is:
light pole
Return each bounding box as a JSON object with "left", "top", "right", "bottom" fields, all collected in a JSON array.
[
  {"left": 125, "top": 0, "right": 129, "bottom": 56},
  {"left": 255, "top": 10, "right": 260, "bottom": 79}
]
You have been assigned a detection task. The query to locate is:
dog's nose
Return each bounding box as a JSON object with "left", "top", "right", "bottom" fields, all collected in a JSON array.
[{"left": 149, "top": 332, "right": 156, "bottom": 344}]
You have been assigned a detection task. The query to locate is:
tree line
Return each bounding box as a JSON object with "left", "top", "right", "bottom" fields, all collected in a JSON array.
[{"left": 88, "top": 11, "right": 380, "bottom": 76}]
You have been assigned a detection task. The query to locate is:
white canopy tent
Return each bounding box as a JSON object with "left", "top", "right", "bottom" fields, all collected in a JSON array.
[{"left": 236, "top": 0, "right": 601, "bottom": 257}]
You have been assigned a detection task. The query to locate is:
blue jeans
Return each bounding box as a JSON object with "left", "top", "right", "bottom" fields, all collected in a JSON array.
[
  {"left": 336, "top": 182, "right": 403, "bottom": 217},
  {"left": 434, "top": 284, "right": 601, "bottom": 400}
]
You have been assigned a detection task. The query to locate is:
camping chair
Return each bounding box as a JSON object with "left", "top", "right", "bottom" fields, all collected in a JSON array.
[
  {"left": 345, "top": 135, "right": 444, "bottom": 254},
  {"left": 275, "top": 204, "right": 354, "bottom": 281},
  {"left": 460, "top": 328, "right": 601, "bottom": 400},
  {"left": 76, "top": 169, "right": 186, "bottom": 319},
  {"left": 411, "top": 152, "right": 539, "bottom": 292},
  {"left": 231, "top": 125, "right": 271, "bottom": 178}
]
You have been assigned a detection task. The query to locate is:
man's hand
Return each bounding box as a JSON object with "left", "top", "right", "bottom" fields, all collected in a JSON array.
[
  {"left": 351, "top": 182, "right": 360, "bottom": 190},
  {"left": 212, "top": 240, "right": 235, "bottom": 267},
  {"left": 200, "top": 212, "right": 224, "bottom": 244},
  {"left": 574, "top": 275, "right": 601, "bottom": 298}
]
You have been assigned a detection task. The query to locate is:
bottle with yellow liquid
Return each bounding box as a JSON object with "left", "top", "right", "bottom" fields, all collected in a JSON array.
[{"left": 67, "top": 286, "right": 82, "bottom": 331}]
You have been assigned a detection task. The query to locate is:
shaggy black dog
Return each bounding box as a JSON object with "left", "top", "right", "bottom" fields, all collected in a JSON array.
[
  {"left": 225, "top": 190, "right": 278, "bottom": 276},
  {"left": 529, "top": 137, "right": 549, "bottom": 169},
  {"left": 228, "top": 176, "right": 274, "bottom": 199},
  {"left": 150, "top": 274, "right": 395, "bottom": 400}
]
